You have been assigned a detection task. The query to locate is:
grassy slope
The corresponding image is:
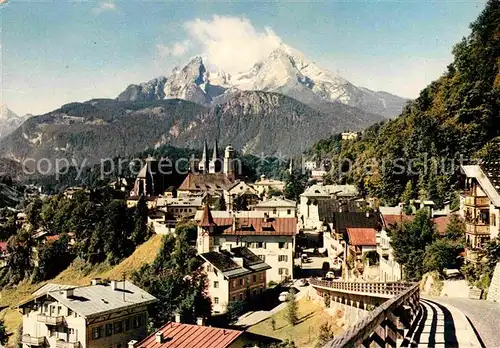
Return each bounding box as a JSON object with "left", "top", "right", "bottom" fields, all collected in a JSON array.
[
  {"left": 247, "top": 299, "right": 344, "bottom": 348},
  {"left": 0, "top": 234, "right": 163, "bottom": 347}
]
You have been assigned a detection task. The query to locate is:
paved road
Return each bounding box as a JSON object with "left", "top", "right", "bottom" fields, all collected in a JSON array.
[{"left": 425, "top": 296, "right": 500, "bottom": 348}]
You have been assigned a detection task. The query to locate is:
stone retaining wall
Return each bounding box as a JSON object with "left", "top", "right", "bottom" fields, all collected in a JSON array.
[{"left": 487, "top": 262, "right": 500, "bottom": 302}]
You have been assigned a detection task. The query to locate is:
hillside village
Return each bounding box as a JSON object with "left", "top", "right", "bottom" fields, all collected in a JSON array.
[
  {"left": 1, "top": 0, "right": 500, "bottom": 347},
  {"left": 1, "top": 133, "right": 499, "bottom": 347}
]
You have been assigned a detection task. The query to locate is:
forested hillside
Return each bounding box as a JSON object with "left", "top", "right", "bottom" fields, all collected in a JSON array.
[{"left": 309, "top": 0, "right": 500, "bottom": 206}]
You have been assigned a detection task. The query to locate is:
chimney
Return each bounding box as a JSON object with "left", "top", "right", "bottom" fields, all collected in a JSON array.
[
  {"left": 233, "top": 257, "right": 244, "bottom": 268},
  {"left": 155, "top": 331, "right": 164, "bottom": 343},
  {"left": 91, "top": 278, "right": 101, "bottom": 286},
  {"left": 128, "top": 340, "right": 137, "bottom": 348},
  {"left": 196, "top": 317, "right": 205, "bottom": 326},
  {"left": 174, "top": 312, "right": 181, "bottom": 323},
  {"left": 63, "top": 288, "right": 74, "bottom": 299}
]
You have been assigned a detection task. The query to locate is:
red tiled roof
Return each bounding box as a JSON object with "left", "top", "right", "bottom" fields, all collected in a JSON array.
[
  {"left": 210, "top": 217, "right": 297, "bottom": 236},
  {"left": 346, "top": 227, "right": 377, "bottom": 246},
  {"left": 45, "top": 235, "right": 61, "bottom": 243},
  {"left": 382, "top": 214, "right": 414, "bottom": 229},
  {"left": 433, "top": 215, "right": 453, "bottom": 236},
  {"left": 199, "top": 205, "right": 216, "bottom": 228},
  {"left": 135, "top": 322, "right": 243, "bottom": 348}
]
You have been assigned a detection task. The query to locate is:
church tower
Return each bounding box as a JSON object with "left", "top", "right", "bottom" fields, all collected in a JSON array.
[
  {"left": 197, "top": 204, "right": 216, "bottom": 254},
  {"left": 198, "top": 140, "right": 209, "bottom": 173},
  {"left": 224, "top": 144, "right": 235, "bottom": 180},
  {"left": 209, "top": 140, "right": 220, "bottom": 174}
]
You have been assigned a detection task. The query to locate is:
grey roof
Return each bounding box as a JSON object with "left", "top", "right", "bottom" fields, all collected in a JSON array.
[
  {"left": 462, "top": 164, "right": 500, "bottom": 207},
  {"left": 21, "top": 281, "right": 157, "bottom": 318},
  {"left": 32, "top": 283, "right": 75, "bottom": 297}
]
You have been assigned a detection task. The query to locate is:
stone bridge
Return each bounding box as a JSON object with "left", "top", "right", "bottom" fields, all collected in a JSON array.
[{"left": 310, "top": 279, "right": 484, "bottom": 347}]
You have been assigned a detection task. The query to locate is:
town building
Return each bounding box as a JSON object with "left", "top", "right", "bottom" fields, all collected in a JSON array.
[
  {"left": 377, "top": 214, "right": 414, "bottom": 282},
  {"left": 131, "top": 158, "right": 185, "bottom": 198},
  {"left": 195, "top": 206, "right": 296, "bottom": 284},
  {"left": 18, "top": 279, "right": 157, "bottom": 348},
  {"left": 134, "top": 319, "right": 281, "bottom": 347},
  {"left": 0, "top": 241, "right": 8, "bottom": 268},
  {"left": 341, "top": 132, "right": 359, "bottom": 140},
  {"left": 460, "top": 164, "right": 500, "bottom": 249},
  {"left": 299, "top": 184, "right": 360, "bottom": 231},
  {"left": 251, "top": 197, "right": 297, "bottom": 218},
  {"left": 199, "top": 246, "right": 270, "bottom": 314},
  {"left": 252, "top": 175, "right": 286, "bottom": 198}
]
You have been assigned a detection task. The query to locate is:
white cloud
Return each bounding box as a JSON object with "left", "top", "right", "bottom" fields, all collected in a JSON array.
[
  {"left": 92, "top": 1, "right": 117, "bottom": 15},
  {"left": 183, "top": 15, "right": 282, "bottom": 74},
  {"left": 156, "top": 40, "right": 190, "bottom": 58}
]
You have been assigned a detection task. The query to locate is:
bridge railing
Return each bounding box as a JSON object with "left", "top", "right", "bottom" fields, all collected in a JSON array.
[
  {"left": 310, "top": 279, "right": 413, "bottom": 296},
  {"left": 318, "top": 282, "right": 420, "bottom": 348}
]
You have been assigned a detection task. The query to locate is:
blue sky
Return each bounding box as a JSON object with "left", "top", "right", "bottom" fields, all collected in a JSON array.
[{"left": 1, "top": 0, "right": 487, "bottom": 116}]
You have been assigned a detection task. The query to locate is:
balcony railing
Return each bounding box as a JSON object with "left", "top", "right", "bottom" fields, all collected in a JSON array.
[
  {"left": 37, "top": 314, "right": 65, "bottom": 325},
  {"left": 56, "top": 340, "right": 80, "bottom": 348},
  {"left": 465, "top": 223, "right": 490, "bottom": 235},
  {"left": 464, "top": 196, "right": 490, "bottom": 207},
  {"left": 310, "top": 279, "right": 413, "bottom": 296},
  {"left": 21, "top": 335, "right": 45, "bottom": 346}
]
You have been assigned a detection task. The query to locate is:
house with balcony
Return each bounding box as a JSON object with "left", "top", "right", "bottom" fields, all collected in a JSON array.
[
  {"left": 460, "top": 164, "right": 500, "bottom": 250},
  {"left": 195, "top": 205, "right": 296, "bottom": 283},
  {"left": 18, "top": 279, "right": 157, "bottom": 348}
]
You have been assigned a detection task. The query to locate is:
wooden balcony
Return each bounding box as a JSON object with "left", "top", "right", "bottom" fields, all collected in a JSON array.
[
  {"left": 56, "top": 340, "right": 80, "bottom": 348},
  {"left": 21, "top": 334, "right": 45, "bottom": 346},
  {"left": 464, "top": 196, "right": 490, "bottom": 207},
  {"left": 465, "top": 223, "right": 490, "bottom": 235},
  {"left": 37, "top": 314, "right": 65, "bottom": 325}
]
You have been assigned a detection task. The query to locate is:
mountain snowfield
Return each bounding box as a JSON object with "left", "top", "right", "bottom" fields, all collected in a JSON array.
[
  {"left": 118, "top": 44, "right": 408, "bottom": 118},
  {"left": 0, "top": 105, "right": 28, "bottom": 140}
]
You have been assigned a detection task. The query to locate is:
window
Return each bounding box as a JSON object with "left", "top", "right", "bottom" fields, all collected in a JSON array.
[
  {"left": 239, "top": 294, "right": 243, "bottom": 300},
  {"left": 114, "top": 321, "right": 123, "bottom": 334},
  {"left": 68, "top": 309, "right": 73, "bottom": 316},
  {"left": 273, "top": 209, "right": 277, "bottom": 215},
  {"left": 491, "top": 213, "right": 497, "bottom": 226},
  {"left": 206, "top": 264, "right": 212, "bottom": 272},
  {"left": 258, "top": 255, "right": 266, "bottom": 262},
  {"left": 105, "top": 323, "right": 113, "bottom": 336},
  {"left": 44, "top": 304, "right": 48, "bottom": 313},
  {"left": 279, "top": 255, "right": 288, "bottom": 262},
  {"left": 214, "top": 281, "right": 219, "bottom": 288},
  {"left": 214, "top": 297, "right": 219, "bottom": 304},
  {"left": 252, "top": 275, "right": 257, "bottom": 283},
  {"left": 257, "top": 242, "right": 264, "bottom": 248},
  {"left": 232, "top": 296, "right": 236, "bottom": 301},
  {"left": 57, "top": 306, "right": 62, "bottom": 315},
  {"left": 133, "top": 315, "right": 140, "bottom": 328},
  {"left": 278, "top": 242, "right": 286, "bottom": 249},
  {"left": 124, "top": 318, "right": 130, "bottom": 331},
  {"left": 239, "top": 278, "right": 244, "bottom": 286},
  {"left": 68, "top": 328, "right": 75, "bottom": 335},
  {"left": 279, "top": 268, "right": 289, "bottom": 275},
  {"left": 92, "top": 326, "right": 102, "bottom": 340},
  {"left": 287, "top": 209, "right": 292, "bottom": 215}
]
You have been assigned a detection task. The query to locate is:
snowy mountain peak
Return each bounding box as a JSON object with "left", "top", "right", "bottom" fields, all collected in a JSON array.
[
  {"left": 0, "top": 105, "right": 29, "bottom": 139},
  {"left": 117, "top": 44, "right": 408, "bottom": 118}
]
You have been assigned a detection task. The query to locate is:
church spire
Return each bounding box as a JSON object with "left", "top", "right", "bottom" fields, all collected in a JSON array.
[
  {"left": 209, "top": 139, "right": 220, "bottom": 173},
  {"left": 212, "top": 139, "right": 219, "bottom": 162},
  {"left": 199, "top": 140, "right": 209, "bottom": 173}
]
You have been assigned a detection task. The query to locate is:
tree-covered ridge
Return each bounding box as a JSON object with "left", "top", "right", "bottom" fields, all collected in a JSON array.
[{"left": 309, "top": 0, "right": 500, "bottom": 206}]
